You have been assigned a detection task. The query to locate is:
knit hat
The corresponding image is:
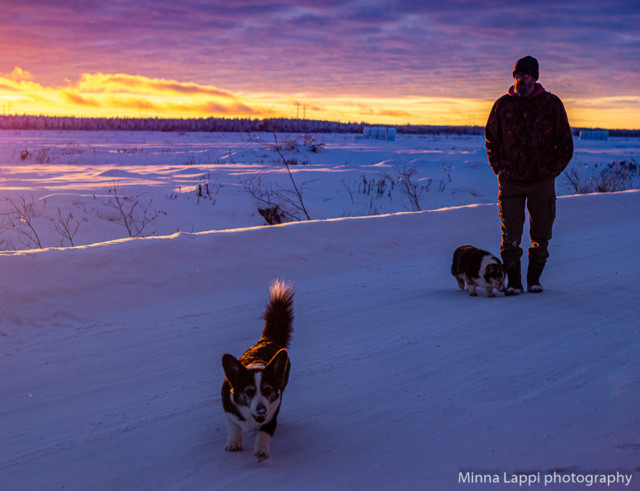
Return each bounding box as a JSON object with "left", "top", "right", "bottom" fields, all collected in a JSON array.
[{"left": 512, "top": 56, "right": 539, "bottom": 80}]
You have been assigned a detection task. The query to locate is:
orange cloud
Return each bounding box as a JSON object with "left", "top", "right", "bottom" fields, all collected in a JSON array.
[
  {"left": 62, "top": 90, "right": 101, "bottom": 107},
  {"left": 0, "top": 67, "right": 268, "bottom": 118},
  {"left": 0, "top": 66, "right": 638, "bottom": 128},
  {"left": 75, "top": 73, "right": 241, "bottom": 99},
  {"left": 2, "top": 67, "right": 34, "bottom": 82},
  {"left": 103, "top": 96, "right": 258, "bottom": 116},
  {"left": 565, "top": 96, "right": 640, "bottom": 130}
]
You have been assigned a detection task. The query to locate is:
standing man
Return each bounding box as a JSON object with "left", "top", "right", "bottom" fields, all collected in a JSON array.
[{"left": 485, "top": 56, "right": 574, "bottom": 295}]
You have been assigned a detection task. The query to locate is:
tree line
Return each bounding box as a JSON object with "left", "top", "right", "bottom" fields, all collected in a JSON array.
[
  {"left": 0, "top": 114, "right": 485, "bottom": 135},
  {"left": 0, "top": 115, "right": 635, "bottom": 136}
]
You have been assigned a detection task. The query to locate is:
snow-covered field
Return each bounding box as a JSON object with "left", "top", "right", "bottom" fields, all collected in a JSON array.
[
  {"left": 1, "top": 130, "right": 638, "bottom": 249},
  {"left": 1, "top": 130, "right": 639, "bottom": 490}
]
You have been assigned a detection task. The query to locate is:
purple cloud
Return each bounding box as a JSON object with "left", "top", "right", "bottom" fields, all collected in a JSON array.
[{"left": 0, "top": 0, "right": 638, "bottom": 106}]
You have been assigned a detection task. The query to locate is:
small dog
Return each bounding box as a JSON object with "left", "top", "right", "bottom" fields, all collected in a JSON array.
[
  {"left": 221, "top": 280, "right": 294, "bottom": 461},
  {"left": 451, "top": 245, "right": 506, "bottom": 297}
]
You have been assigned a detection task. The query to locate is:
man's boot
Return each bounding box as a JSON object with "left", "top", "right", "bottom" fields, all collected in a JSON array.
[
  {"left": 527, "top": 260, "right": 545, "bottom": 293},
  {"left": 504, "top": 260, "right": 523, "bottom": 296}
]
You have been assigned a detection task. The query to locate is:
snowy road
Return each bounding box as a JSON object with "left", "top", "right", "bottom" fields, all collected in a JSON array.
[{"left": 1, "top": 190, "right": 639, "bottom": 490}]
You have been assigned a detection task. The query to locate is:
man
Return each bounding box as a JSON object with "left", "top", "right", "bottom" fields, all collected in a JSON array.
[{"left": 485, "top": 55, "right": 574, "bottom": 295}]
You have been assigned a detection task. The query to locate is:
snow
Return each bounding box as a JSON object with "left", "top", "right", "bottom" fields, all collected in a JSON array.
[{"left": 1, "top": 130, "right": 639, "bottom": 490}]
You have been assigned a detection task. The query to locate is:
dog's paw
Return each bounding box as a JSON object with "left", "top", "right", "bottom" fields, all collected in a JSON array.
[
  {"left": 254, "top": 432, "right": 271, "bottom": 462},
  {"left": 255, "top": 448, "right": 269, "bottom": 462},
  {"left": 225, "top": 441, "right": 243, "bottom": 452}
]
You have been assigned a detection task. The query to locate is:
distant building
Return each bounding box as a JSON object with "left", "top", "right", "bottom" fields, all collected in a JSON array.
[
  {"left": 579, "top": 130, "right": 609, "bottom": 141},
  {"left": 359, "top": 126, "right": 396, "bottom": 141}
]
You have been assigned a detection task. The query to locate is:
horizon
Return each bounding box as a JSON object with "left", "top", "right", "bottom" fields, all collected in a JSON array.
[
  {"left": 1, "top": 114, "right": 636, "bottom": 133},
  {"left": 1, "top": 1, "right": 639, "bottom": 130}
]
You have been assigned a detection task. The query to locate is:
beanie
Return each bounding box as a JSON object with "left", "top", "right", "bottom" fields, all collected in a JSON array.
[{"left": 512, "top": 56, "right": 539, "bottom": 80}]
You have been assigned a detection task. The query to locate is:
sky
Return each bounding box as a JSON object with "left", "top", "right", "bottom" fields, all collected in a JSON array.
[{"left": 1, "top": 0, "right": 639, "bottom": 129}]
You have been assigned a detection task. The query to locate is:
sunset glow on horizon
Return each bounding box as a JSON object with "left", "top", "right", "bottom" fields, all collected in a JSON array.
[{"left": 1, "top": 1, "right": 639, "bottom": 129}]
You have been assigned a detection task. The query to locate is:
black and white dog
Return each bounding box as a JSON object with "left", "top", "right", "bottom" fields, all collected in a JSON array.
[
  {"left": 451, "top": 245, "right": 506, "bottom": 297},
  {"left": 221, "top": 280, "right": 294, "bottom": 461}
]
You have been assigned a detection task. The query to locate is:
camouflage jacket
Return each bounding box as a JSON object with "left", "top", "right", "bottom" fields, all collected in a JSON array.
[{"left": 485, "top": 84, "right": 574, "bottom": 183}]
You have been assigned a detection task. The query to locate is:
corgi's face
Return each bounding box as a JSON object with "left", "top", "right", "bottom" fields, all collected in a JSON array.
[{"left": 222, "top": 349, "right": 289, "bottom": 425}]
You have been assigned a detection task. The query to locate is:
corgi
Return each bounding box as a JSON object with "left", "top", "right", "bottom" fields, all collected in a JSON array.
[
  {"left": 451, "top": 245, "right": 506, "bottom": 297},
  {"left": 221, "top": 280, "right": 294, "bottom": 461}
]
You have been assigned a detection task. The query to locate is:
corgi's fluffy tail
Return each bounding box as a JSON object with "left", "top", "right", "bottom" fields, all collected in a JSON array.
[{"left": 262, "top": 279, "right": 294, "bottom": 348}]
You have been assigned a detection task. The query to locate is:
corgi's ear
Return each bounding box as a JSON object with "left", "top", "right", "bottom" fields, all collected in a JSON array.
[
  {"left": 222, "top": 354, "right": 245, "bottom": 389},
  {"left": 266, "top": 349, "right": 289, "bottom": 387}
]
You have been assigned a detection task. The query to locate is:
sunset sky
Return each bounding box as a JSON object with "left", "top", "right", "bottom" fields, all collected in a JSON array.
[{"left": 1, "top": 0, "right": 639, "bottom": 129}]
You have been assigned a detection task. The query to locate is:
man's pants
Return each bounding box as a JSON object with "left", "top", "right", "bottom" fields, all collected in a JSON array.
[{"left": 498, "top": 176, "right": 556, "bottom": 268}]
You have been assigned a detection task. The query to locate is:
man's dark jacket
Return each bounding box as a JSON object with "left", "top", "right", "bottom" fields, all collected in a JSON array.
[{"left": 485, "top": 84, "right": 574, "bottom": 183}]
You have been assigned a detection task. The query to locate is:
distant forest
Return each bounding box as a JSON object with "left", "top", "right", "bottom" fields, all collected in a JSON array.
[{"left": 0, "top": 115, "right": 637, "bottom": 137}]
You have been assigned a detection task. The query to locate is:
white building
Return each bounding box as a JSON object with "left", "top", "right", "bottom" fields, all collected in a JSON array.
[
  {"left": 360, "top": 126, "right": 397, "bottom": 141},
  {"left": 579, "top": 130, "right": 609, "bottom": 141}
]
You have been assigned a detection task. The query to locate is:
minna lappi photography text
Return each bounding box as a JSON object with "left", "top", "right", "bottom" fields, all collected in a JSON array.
[{"left": 458, "top": 470, "right": 633, "bottom": 487}]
